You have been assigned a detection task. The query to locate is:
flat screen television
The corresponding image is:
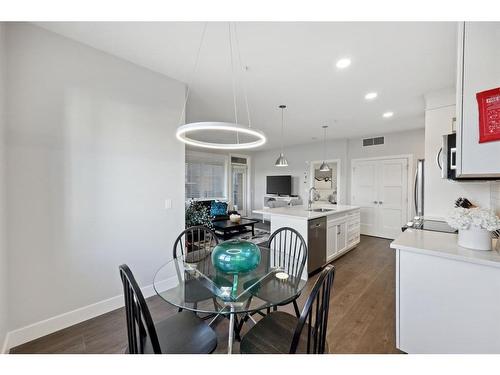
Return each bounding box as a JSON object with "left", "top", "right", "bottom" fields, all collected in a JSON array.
[{"left": 266, "top": 175, "right": 292, "bottom": 196}]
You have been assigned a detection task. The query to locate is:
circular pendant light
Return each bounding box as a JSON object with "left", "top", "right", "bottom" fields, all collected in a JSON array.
[
  {"left": 176, "top": 23, "right": 266, "bottom": 150},
  {"left": 176, "top": 122, "right": 266, "bottom": 150},
  {"left": 319, "top": 125, "right": 330, "bottom": 172},
  {"left": 275, "top": 105, "right": 289, "bottom": 167}
]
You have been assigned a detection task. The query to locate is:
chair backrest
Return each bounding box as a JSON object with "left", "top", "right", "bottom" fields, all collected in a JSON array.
[
  {"left": 173, "top": 225, "right": 219, "bottom": 262},
  {"left": 119, "top": 264, "right": 161, "bottom": 354},
  {"left": 290, "top": 265, "right": 336, "bottom": 354},
  {"left": 267, "top": 227, "right": 308, "bottom": 279}
]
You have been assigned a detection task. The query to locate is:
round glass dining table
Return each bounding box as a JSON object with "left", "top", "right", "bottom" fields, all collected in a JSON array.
[{"left": 153, "top": 246, "right": 307, "bottom": 354}]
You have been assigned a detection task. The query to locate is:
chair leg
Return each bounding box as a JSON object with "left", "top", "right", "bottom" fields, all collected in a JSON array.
[
  {"left": 273, "top": 306, "right": 278, "bottom": 312},
  {"left": 234, "top": 315, "right": 242, "bottom": 342},
  {"left": 212, "top": 297, "right": 219, "bottom": 311},
  {"left": 178, "top": 307, "right": 183, "bottom": 313},
  {"left": 292, "top": 300, "right": 300, "bottom": 318}
]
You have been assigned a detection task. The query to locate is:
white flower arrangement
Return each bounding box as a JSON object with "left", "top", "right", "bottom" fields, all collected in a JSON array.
[{"left": 447, "top": 207, "right": 500, "bottom": 231}]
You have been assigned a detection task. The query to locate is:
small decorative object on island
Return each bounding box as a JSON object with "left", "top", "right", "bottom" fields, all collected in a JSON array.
[
  {"left": 211, "top": 240, "right": 261, "bottom": 298},
  {"left": 447, "top": 207, "right": 500, "bottom": 251},
  {"left": 229, "top": 213, "right": 241, "bottom": 223}
]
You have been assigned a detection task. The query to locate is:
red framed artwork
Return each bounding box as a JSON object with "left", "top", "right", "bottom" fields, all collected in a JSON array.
[{"left": 476, "top": 87, "right": 500, "bottom": 143}]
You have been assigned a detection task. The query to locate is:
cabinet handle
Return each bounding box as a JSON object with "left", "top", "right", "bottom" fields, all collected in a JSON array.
[
  {"left": 373, "top": 201, "right": 378, "bottom": 204},
  {"left": 378, "top": 201, "right": 383, "bottom": 204},
  {"left": 436, "top": 147, "right": 443, "bottom": 170},
  {"left": 337, "top": 225, "right": 341, "bottom": 235}
]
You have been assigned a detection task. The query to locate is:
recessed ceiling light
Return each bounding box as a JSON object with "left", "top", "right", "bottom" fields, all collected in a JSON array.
[
  {"left": 336, "top": 58, "right": 351, "bottom": 69},
  {"left": 382, "top": 111, "right": 394, "bottom": 118},
  {"left": 365, "top": 92, "right": 378, "bottom": 100}
]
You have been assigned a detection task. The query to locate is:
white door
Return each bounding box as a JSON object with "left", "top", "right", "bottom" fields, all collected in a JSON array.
[
  {"left": 352, "top": 157, "right": 409, "bottom": 239},
  {"left": 378, "top": 159, "right": 408, "bottom": 239},
  {"left": 351, "top": 160, "right": 379, "bottom": 236}
]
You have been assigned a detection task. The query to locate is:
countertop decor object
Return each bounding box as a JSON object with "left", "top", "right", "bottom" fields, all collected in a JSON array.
[
  {"left": 211, "top": 240, "right": 261, "bottom": 297},
  {"left": 275, "top": 271, "right": 289, "bottom": 280},
  {"left": 446, "top": 207, "right": 500, "bottom": 251}
]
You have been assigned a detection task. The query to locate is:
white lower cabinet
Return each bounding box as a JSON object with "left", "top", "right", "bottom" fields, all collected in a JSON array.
[
  {"left": 326, "top": 221, "right": 337, "bottom": 260},
  {"left": 396, "top": 248, "right": 500, "bottom": 353},
  {"left": 326, "top": 209, "right": 360, "bottom": 262}
]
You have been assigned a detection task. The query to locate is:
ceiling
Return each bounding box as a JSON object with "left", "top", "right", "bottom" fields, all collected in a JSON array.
[{"left": 35, "top": 22, "right": 457, "bottom": 150}]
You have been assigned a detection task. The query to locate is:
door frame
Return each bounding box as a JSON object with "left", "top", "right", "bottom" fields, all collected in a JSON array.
[
  {"left": 309, "top": 158, "right": 342, "bottom": 204},
  {"left": 229, "top": 153, "right": 252, "bottom": 216},
  {"left": 350, "top": 154, "right": 415, "bottom": 223}
]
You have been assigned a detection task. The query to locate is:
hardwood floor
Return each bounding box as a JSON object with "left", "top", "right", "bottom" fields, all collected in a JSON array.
[{"left": 10, "top": 235, "right": 401, "bottom": 354}]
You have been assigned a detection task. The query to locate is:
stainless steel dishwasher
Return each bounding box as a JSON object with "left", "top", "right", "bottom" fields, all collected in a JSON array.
[{"left": 307, "top": 216, "right": 326, "bottom": 273}]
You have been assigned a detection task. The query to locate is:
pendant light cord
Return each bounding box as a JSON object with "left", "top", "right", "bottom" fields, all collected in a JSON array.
[
  {"left": 323, "top": 126, "right": 327, "bottom": 160},
  {"left": 234, "top": 23, "right": 252, "bottom": 128},
  {"left": 228, "top": 23, "right": 240, "bottom": 144},
  {"left": 281, "top": 107, "right": 285, "bottom": 153},
  {"left": 178, "top": 23, "right": 208, "bottom": 125}
]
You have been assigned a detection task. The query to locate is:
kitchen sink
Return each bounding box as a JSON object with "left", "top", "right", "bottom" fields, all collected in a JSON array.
[{"left": 309, "top": 208, "right": 335, "bottom": 212}]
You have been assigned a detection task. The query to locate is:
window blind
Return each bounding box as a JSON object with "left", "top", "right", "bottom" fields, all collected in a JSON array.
[{"left": 185, "top": 151, "right": 228, "bottom": 200}]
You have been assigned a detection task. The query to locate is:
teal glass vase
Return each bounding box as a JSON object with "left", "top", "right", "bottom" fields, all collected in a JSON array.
[{"left": 211, "top": 240, "right": 261, "bottom": 299}]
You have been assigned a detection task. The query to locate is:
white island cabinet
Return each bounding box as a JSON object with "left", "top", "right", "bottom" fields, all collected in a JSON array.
[
  {"left": 254, "top": 204, "right": 360, "bottom": 276},
  {"left": 391, "top": 229, "right": 500, "bottom": 353}
]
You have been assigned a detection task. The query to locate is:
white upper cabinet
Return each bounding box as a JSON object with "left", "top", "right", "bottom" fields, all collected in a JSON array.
[{"left": 456, "top": 22, "right": 500, "bottom": 177}]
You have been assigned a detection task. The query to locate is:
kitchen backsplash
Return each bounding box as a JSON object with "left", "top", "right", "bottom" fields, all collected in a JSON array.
[{"left": 491, "top": 182, "right": 500, "bottom": 217}]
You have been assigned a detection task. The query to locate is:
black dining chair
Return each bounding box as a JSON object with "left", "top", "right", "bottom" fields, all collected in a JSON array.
[
  {"left": 119, "top": 264, "right": 217, "bottom": 354},
  {"left": 172, "top": 226, "right": 220, "bottom": 314},
  {"left": 264, "top": 227, "right": 308, "bottom": 316},
  {"left": 239, "top": 264, "right": 335, "bottom": 354},
  {"left": 235, "top": 227, "right": 308, "bottom": 337}
]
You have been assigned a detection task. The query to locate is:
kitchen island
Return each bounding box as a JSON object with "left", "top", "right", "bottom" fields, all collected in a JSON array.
[
  {"left": 253, "top": 204, "right": 360, "bottom": 276},
  {"left": 391, "top": 229, "right": 500, "bottom": 353}
]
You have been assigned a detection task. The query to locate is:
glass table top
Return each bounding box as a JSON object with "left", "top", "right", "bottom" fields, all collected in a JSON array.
[{"left": 153, "top": 247, "right": 307, "bottom": 314}]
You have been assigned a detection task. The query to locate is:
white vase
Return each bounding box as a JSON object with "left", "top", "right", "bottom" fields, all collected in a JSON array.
[
  {"left": 229, "top": 214, "right": 241, "bottom": 223},
  {"left": 458, "top": 226, "right": 492, "bottom": 251}
]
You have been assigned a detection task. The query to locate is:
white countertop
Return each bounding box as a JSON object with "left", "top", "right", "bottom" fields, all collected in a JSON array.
[
  {"left": 391, "top": 229, "right": 500, "bottom": 269},
  {"left": 252, "top": 204, "right": 359, "bottom": 220}
]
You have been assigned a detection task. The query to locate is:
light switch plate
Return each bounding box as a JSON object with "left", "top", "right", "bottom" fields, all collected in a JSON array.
[{"left": 164, "top": 199, "right": 172, "bottom": 209}]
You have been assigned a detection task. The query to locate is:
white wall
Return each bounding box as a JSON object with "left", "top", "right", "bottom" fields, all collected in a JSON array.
[
  {"left": 347, "top": 128, "right": 425, "bottom": 161},
  {"left": 251, "top": 139, "right": 349, "bottom": 212},
  {"left": 424, "top": 89, "right": 492, "bottom": 220},
  {"left": 346, "top": 128, "right": 425, "bottom": 208},
  {"left": 491, "top": 183, "right": 500, "bottom": 218},
  {"left": 0, "top": 22, "right": 8, "bottom": 351},
  {"left": 251, "top": 127, "right": 426, "bottom": 216},
  {"left": 5, "top": 23, "right": 185, "bottom": 336}
]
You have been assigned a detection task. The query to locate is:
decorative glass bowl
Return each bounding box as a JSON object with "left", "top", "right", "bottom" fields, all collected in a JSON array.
[
  {"left": 211, "top": 240, "right": 261, "bottom": 300},
  {"left": 211, "top": 239, "right": 261, "bottom": 274}
]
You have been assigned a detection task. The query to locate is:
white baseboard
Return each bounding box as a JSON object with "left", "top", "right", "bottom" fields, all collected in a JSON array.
[
  {"left": 2, "top": 276, "right": 176, "bottom": 353},
  {"left": 2, "top": 332, "right": 10, "bottom": 354}
]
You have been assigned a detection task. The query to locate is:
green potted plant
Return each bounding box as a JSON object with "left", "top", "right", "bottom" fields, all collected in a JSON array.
[
  {"left": 184, "top": 200, "right": 214, "bottom": 249},
  {"left": 185, "top": 200, "right": 213, "bottom": 229}
]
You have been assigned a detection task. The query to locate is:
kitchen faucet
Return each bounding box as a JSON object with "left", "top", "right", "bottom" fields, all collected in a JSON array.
[{"left": 308, "top": 187, "right": 318, "bottom": 210}]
